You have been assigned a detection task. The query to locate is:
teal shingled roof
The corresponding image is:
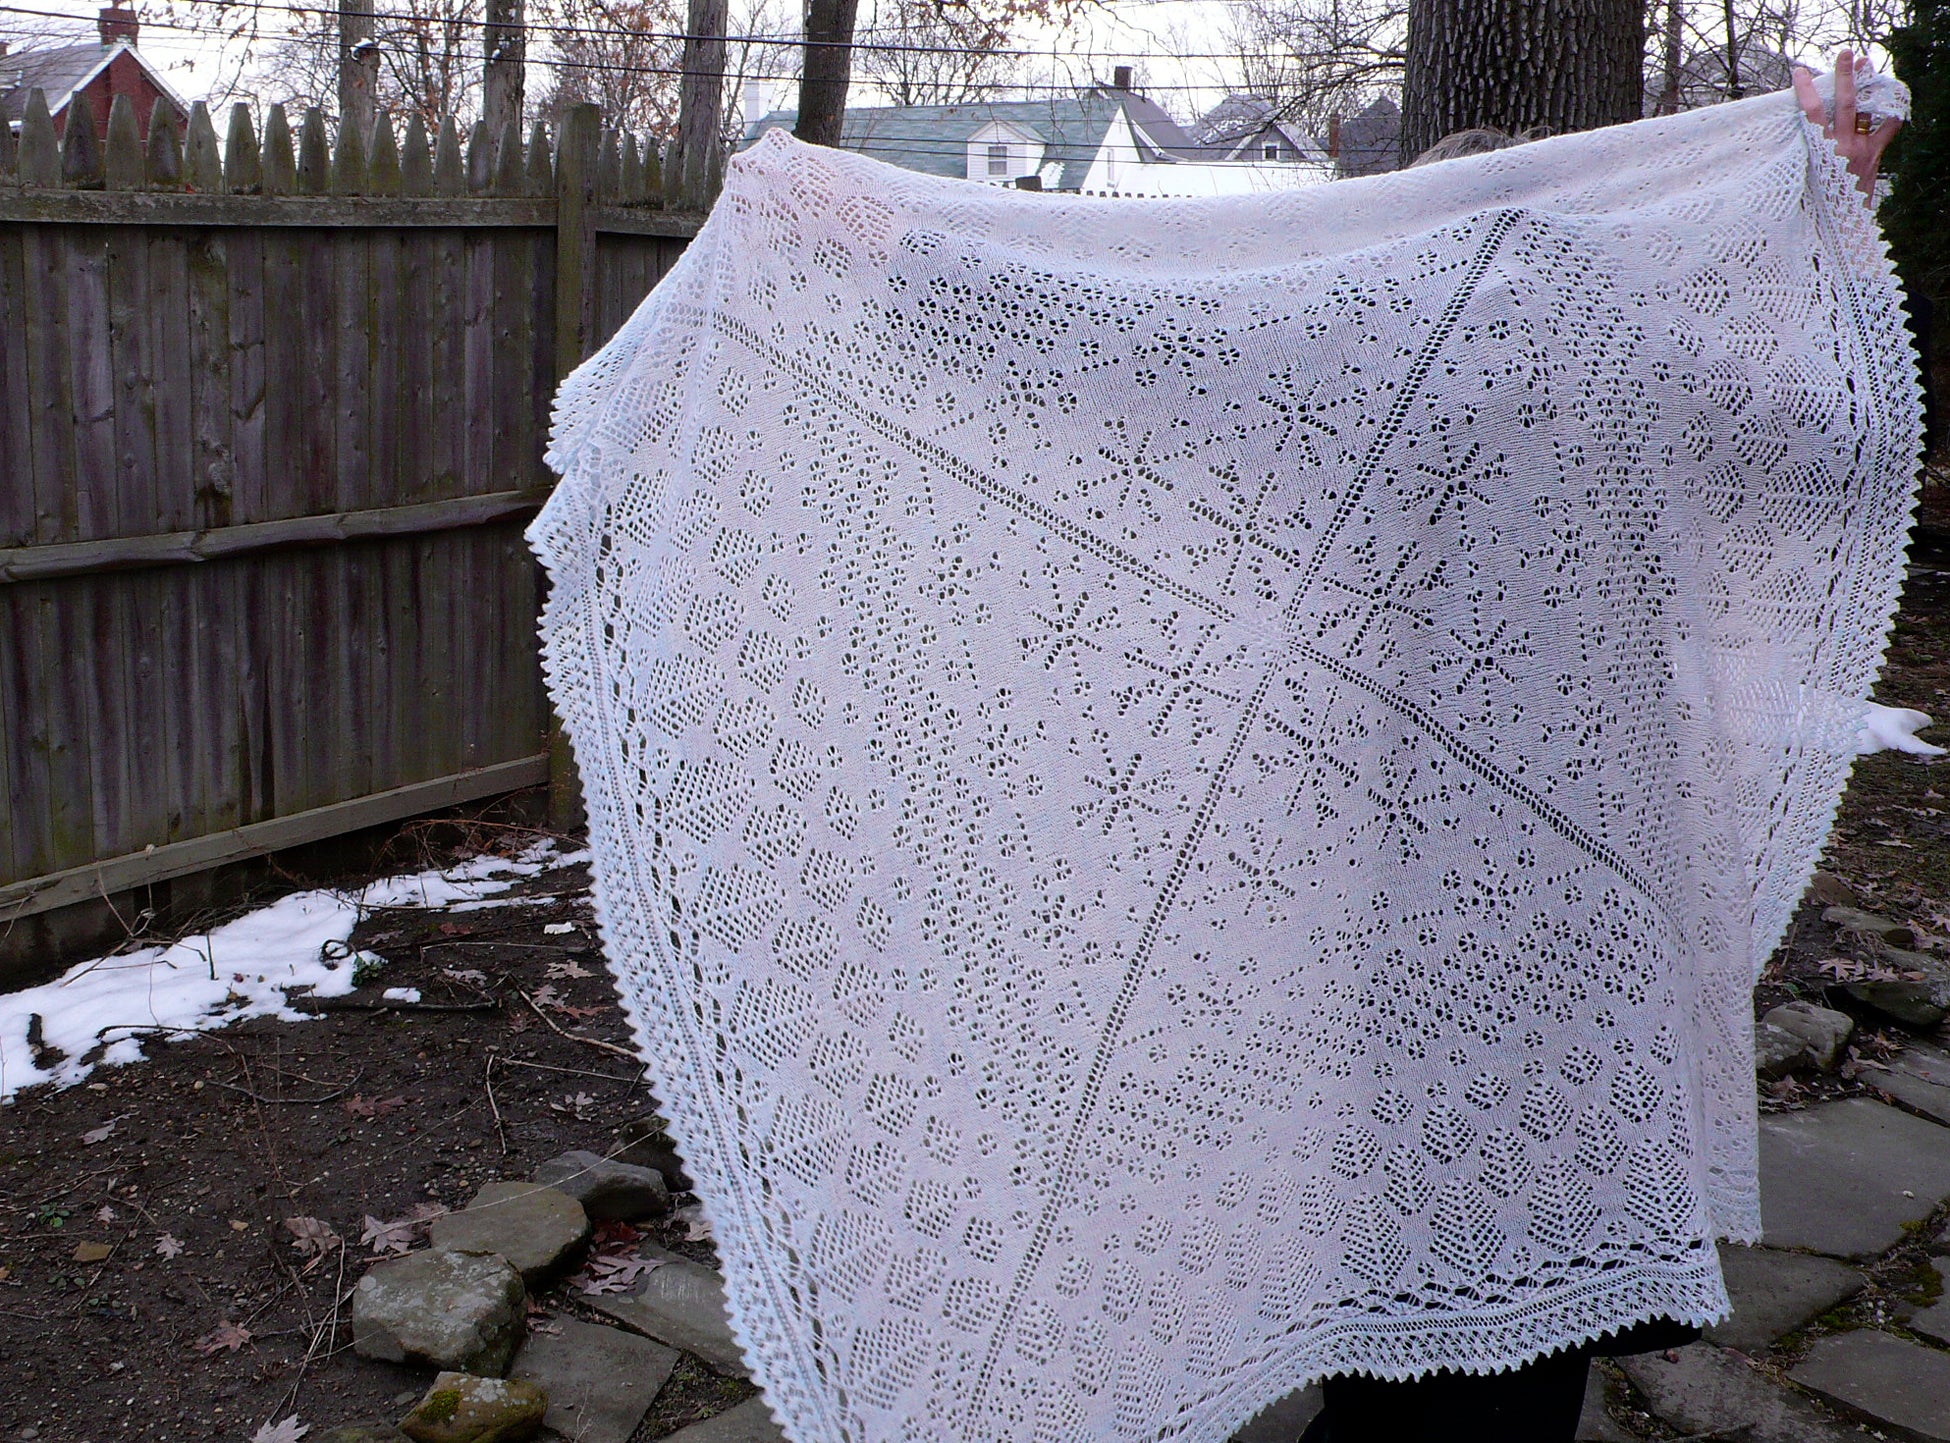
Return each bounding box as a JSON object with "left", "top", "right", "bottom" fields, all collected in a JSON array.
[{"left": 744, "top": 91, "right": 1129, "bottom": 192}]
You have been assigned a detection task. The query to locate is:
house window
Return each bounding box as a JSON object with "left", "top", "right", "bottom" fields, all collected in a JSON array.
[
  {"left": 1263, "top": 143, "right": 1281, "bottom": 161},
  {"left": 988, "top": 143, "right": 1010, "bottom": 176}
]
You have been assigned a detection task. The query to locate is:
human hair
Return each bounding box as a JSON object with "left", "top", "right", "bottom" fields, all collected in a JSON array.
[{"left": 1408, "top": 125, "right": 1551, "bottom": 167}]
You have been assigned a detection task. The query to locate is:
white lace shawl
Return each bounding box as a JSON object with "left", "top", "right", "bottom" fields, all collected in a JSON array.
[{"left": 530, "top": 80, "right": 1924, "bottom": 1443}]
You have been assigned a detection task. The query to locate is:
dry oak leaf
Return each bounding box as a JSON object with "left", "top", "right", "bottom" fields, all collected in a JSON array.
[
  {"left": 251, "top": 1418, "right": 308, "bottom": 1443},
  {"left": 343, "top": 1094, "right": 410, "bottom": 1121},
  {"left": 360, "top": 1203, "right": 447, "bottom": 1256},
  {"left": 192, "top": 1320, "right": 252, "bottom": 1354},
  {"left": 283, "top": 1217, "right": 341, "bottom": 1259},
  {"left": 153, "top": 1234, "right": 184, "bottom": 1260},
  {"left": 81, "top": 1120, "right": 117, "bottom": 1145},
  {"left": 544, "top": 959, "right": 593, "bottom": 980},
  {"left": 72, "top": 1241, "right": 113, "bottom": 1264}
]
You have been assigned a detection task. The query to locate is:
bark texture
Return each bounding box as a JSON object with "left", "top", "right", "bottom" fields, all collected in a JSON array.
[
  {"left": 673, "top": 0, "right": 728, "bottom": 206},
  {"left": 483, "top": 0, "right": 526, "bottom": 138},
  {"left": 1400, "top": 0, "right": 1645, "bottom": 163},
  {"left": 795, "top": 0, "right": 862, "bottom": 148}
]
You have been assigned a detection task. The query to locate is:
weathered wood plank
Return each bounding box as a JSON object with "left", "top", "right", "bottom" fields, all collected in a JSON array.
[
  {"left": 185, "top": 227, "right": 234, "bottom": 529},
  {"left": 227, "top": 226, "right": 267, "bottom": 525},
  {"left": 0, "top": 221, "right": 36, "bottom": 546},
  {"left": 22, "top": 225, "right": 80, "bottom": 543},
  {"left": 148, "top": 229, "right": 196, "bottom": 532},
  {"left": 0, "top": 490, "right": 551, "bottom": 582},
  {"left": 426, "top": 224, "right": 465, "bottom": 500},
  {"left": 0, "top": 754, "right": 549, "bottom": 919},
  {"left": 335, "top": 229, "right": 374, "bottom": 511},
  {"left": 462, "top": 229, "right": 496, "bottom": 496},
  {"left": 104, "top": 223, "right": 160, "bottom": 536},
  {"left": 66, "top": 239, "right": 119, "bottom": 541}
]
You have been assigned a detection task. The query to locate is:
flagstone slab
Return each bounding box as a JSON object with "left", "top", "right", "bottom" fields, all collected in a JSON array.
[
  {"left": 1617, "top": 1342, "right": 1877, "bottom": 1442},
  {"left": 588, "top": 1243, "right": 749, "bottom": 1377},
  {"left": 1867, "top": 1042, "right": 1950, "bottom": 1128},
  {"left": 1759, "top": 1099, "right": 1950, "bottom": 1258},
  {"left": 1706, "top": 1244, "right": 1866, "bottom": 1353},
  {"left": 1790, "top": 1329, "right": 1950, "bottom": 1442},
  {"left": 430, "top": 1181, "right": 590, "bottom": 1284},
  {"left": 654, "top": 1398, "right": 783, "bottom": 1442},
  {"left": 1908, "top": 1260, "right": 1950, "bottom": 1347},
  {"left": 511, "top": 1317, "right": 678, "bottom": 1443}
]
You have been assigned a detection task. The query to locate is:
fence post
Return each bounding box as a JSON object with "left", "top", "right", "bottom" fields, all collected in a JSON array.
[
  {"left": 339, "top": 0, "right": 378, "bottom": 138},
  {"left": 547, "top": 102, "right": 601, "bottom": 831},
  {"left": 483, "top": 0, "right": 525, "bottom": 138}
]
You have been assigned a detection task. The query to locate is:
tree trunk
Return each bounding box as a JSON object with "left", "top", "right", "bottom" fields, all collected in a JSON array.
[
  {"left": 483, "top": 0, "right": 526, "bottom": 137},
  {"left": 1659, "top": 0, "right": 1683, "bottom": 114},
  {"left": 1400, "top": 0, "right": 1644, "bottom": 164},
  {"left": 673, "top": 0, "right": 728, "bottom": 206},
  {"left": 796, "top": 0, "right": 861, "bottom": 148},
  {"left": 1722, "top": 0, "right": 1742, "bottom": 100},
  {"left": 338, "top": 0, "right": 378, "bottom": 136}
]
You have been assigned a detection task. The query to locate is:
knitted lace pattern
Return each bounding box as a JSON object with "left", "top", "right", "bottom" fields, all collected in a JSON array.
[{"left": 530, "top": 83, "right": 1923, "bottom": 1443}]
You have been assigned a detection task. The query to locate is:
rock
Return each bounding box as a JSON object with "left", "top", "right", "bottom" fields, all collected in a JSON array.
[
  {"left": 353, "top": 1248, "right": 525, "bottom": 1376},
  {"left": 1905, "top": 1259, "right": 1950, "bottom": 1348},
  {"left": 615, "top": 1114, "right": 693, "bottom": 1191},
  {"left": 1574, "top": 1363, "right": 1635, "bottom": 1443},
  {"left": 1762, "top": 1002, "right": 1854, "bottom": 1072},
  {"left": 1836, "top": 978, "right": 1949, "bottom": 1031},
  {"left": 1760, "top": 1099, "right": 1950, "bottom": 1258},
  {"left": 1822, "top": 906, "right": 1915, "bottom": 947},
  {"left": 531, "top": 1150, "right": 671, "bottom": 1222},
  {"left": 586, "top": 1242, "right": 749, "bottom": 1376},
  {"left": 399, "top": 1372, "right": 547, "bottom": 1443},
  {"left": 1757, "top": 1022, "right": 1814, "bottom": 1078},
  {"left": 429, "top": 1182, "right": 590, "bottom": 1284},
  {"left": 1866, "top": 1040, "right": 1950, "bottom": 1127},
  {"left": 1706, "top": 1244, "right": 1865, "bottom": 1353},
  {"left": 509, "top": 1317, "right": 678, "bottom": 1443},
  {"left": 655, "top": 1398, "right": 784, "bottom": 1443},
  {"left": 1789, "top": 1329, "right": 1950, "bottom": 1441},
  {"left": 1617, "top": 1342, "right": 1877, "bottom": 1441},
  {"left": 1808, "top": 871, "right": 1863, "bottom": 909},
  {"left": 314, "top": 1428, "right": 412, "bottom": 1443},
  {"left": 1228, "top": 1386, "right": 1321, "bottom": 1442}
]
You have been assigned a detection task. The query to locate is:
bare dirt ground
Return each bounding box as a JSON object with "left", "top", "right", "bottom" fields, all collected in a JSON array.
[{"left": 0, "top": 487, "right": 1945, "bottom": 1443}]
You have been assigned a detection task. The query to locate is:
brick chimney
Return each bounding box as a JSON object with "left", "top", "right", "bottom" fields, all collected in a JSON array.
[
  {"left": 98, "top": 7, "right": 139, "bottom": 44},
  {"left": 1112, "top": 65, "right": 1132, "bottom": 91},
  {"left": 1326, "top": 113, "right": 1341, "bottom": 160}
]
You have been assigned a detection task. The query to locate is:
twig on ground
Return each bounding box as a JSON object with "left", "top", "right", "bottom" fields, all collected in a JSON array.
[
  {"left": 495, "top": 1056, "right": 640, "bottom": 1086},
  {"left": 295, "top": 998, "right": 500, "bottom": 1015},
  {"left": 208, "top": 1069, "right": 363, "bottom": 1106},
  {"left": 517, "top": 989, "right": 640, "bottom": 1061},
  {"left": 485, "top": 1052, "right": 510, "bottom": 1157}
]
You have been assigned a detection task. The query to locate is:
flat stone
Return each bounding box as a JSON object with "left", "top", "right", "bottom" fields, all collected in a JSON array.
[
  {"left": 1867, "top": 1041, "right": 1950, "bottom": 1127},
  {"left": 1837, "top": 979, "right": 1949, "bottom": 1031},
  {"left": 1759, "top": 1098, "right": 1950, "bottom": 1258},
  {"left": 1763, "top": 1003, "right": 1855, "bottom": 1072},
  {"left": 654, "top": 1398, "right": 783, "bottom": 1443},
  {"left": 1758, "top": 1022, "right": 1814, "bottom": 1078},
  {"left": 1905, "top": 1259, "right": 1950, "bottom": 1347},
  {"left": 614, "top": 1114, "right": 692, "bottom": 1191},
  {"left": 587, "top": 1242, "right": 748, "bottom": 1376},
  {"left": 1706, "top": 1244, "right": 1865, "bottom": 1353},
  {"left": 1228, "top": 1386, "right": 1320, "bottom": 1442},
  {"left": 353, "top": 1248, "right": 525, "bottom": 1376},
  {"left": 430, "top": 1182, "right": 590, "bottom": 1284},
  {"left": 1808, "top": 872, "right": 1863, "bottom": 909},
  {"left": 400, "top": 1371, "right": 546, "bottom": 1443},
  {"left": 1790, "top": 1329, "right": 1950, "bottom": 1441},
  {"left": 1823, "top": 906, "right": 1915, "bottom": 946},
  {"left": 532, "top": 1150, "right": 671, "bottom": 1222},
  {"left": 1574, "top": 1363, "right": 1635, "bottom": 1442},
  {"left": 1617, "top": 1342, "right": 1877, "bottom": 1441},
  {"left": 509, "top": 1317, "right": 677, "bottom": 1443}
]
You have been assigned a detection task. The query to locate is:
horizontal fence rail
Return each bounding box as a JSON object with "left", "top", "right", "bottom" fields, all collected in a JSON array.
[{"left": 0, "top": 93, "right": 703, "bottom": 967}]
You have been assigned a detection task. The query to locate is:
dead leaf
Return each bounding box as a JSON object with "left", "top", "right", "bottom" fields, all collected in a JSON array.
[
  {"left": 343, "top": 1094, "right": 410, "bottom": 1121},
  {"left": 440, "top": 968, "right": 488, "bottom": 986},
  {"left": 1817, "top": 957, "right": 1864, "bottom": 981},
  {"left": 191, "top": 1320, "right": 252, "bottom": 1355},
  {"left": 283, "top": 1217, "right": 341, "bottom": 1260},
  {"left": 576, "top": 1254, "right": 665, "bottom": 1295},
  {"left": 675, "top": 1204, "right": 713, "bottom": 1243},
  {"left": 251, "top": 1416, "right": 308, "bottom": 1443},
  {"left": 530, "top": 983, "right": 563, "bottom": 1010},
  {"left": 544, "top": 959, "right": 593, "bottom": 980},
  {"left": 96, "top": 1205, "right": 117, "bottom": 1224},
  {"left": 549, "top": 1091, "right": 597, "bottom": 1118},
  {"left": 81, "top": 1120, "right": 117, "bottom": 1145},
  {"left": 72, "top": 1240, "right": 113, "bottom": 1264},
  {"left": 153, "top": 1234, "right": 184, "bottom": 1260},
  {"left": 360, "top": 1203, "right": 447, "bottom": 1256}
]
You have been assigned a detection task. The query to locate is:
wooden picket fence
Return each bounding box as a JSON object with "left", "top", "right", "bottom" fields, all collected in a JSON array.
[{"left": 0, "top": 91, "right": 708, "bottom": 977}]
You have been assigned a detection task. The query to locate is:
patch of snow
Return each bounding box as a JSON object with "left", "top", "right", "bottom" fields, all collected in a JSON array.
[
  {"left": 0, "top": 843, "right": 573, "bottom": 1104},
  {"left": 381, "top": 988, "right": 422, "bottom": 1004}
]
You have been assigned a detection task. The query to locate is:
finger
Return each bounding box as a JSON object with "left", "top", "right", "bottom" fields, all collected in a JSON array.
[
  {"left": 1869, "top": 115, "right": 1903, "bottom": 162},
  {"left": 1791, "top": 66, "right": 1825, "bottom": 126},
  {"left": 1835, "top": 48, "right": 1857, "bottom": 137}
]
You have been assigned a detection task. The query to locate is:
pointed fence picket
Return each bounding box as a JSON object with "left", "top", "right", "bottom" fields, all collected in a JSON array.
[{"left": 0, "top": 96, "right": 716, "bottom": 977}]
